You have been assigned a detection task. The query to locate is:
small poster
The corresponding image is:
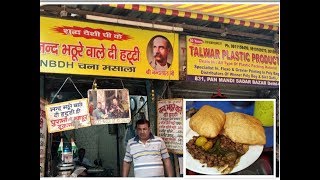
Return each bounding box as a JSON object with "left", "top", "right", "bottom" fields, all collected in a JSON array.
[
  {"left": 88, "top": 89, "right": 131, "bottom": 125},
  {"left": 40, "top": 98, "right": 48, "bottom": 177},
  {"left": 157, "top": 98, "right": 183, "bottom": 154},
  {"left": 45, "top": 98, "right": 91, "bottom": 133}
]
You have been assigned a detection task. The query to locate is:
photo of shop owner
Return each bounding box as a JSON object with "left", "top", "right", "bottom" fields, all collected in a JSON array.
[{"left": 147, "top": 35, "right": 173, "bottom": 71}]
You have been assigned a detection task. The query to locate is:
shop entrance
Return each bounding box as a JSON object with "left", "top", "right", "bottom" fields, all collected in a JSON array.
[{"left": 42, "top": 74, "right": 148, "bottom": 177}]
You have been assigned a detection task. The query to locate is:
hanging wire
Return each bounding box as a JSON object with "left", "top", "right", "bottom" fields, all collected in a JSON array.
[
  {"left": 120, "top": 79, "right": 125, "bottom": 89},
  {"left": 50, "top": 78, "right": 69, "bottom": 103},
  {"left": 50, "top": 77, "right": 84, "bottom": 103},
  {"left": 92, "top": 79, "right": 98, "bottom": 90},
  {"left": 132, "top": 100, "right": 148, "bottom": 118},
  {"left": 159, "top": 82, "right": 169, "bottom": 99},
  {"left": 69, "top": 78, "right": 84, "bottom": 98},
  {"left": 167, "top": 82, "right": 172, "bottom": 98}
]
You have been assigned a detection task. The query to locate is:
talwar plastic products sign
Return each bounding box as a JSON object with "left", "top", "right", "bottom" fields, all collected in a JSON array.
[
  {"left": 40, "top": 16, "right": 179, "bottom": 80},
  {"left": 45, "top": 98, "right": 91, "bottom": 133},
  {"left": 186, "top": 36, "right": 279, "bottom": 87}
]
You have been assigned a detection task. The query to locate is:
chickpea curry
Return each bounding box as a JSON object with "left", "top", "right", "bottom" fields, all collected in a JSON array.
[{"left": 186, "top": 135, "right": 249, "bottom": 174}]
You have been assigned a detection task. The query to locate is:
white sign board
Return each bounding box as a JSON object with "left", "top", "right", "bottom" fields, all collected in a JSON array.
[
  {"left": 45, "top": 98, "right": 91, "bottom": 133},
  {"left": 157, "top": 98, "right": 183, "bottom": 154}
]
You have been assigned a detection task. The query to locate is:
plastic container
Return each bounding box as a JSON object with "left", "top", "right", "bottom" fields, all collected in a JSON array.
[
  {"left": 62, "top": 145, "right": 73, "bottom": 164},
  {"left": 253, "top": 101, "right": 274, "bottom": 127}
]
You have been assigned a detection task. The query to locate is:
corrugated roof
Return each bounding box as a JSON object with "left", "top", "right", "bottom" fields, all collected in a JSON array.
[
  {"left": 157, "top": 4, "right": 279, "bottom": 25},
  {"left": 107, "top": 3, "right": 279, "bottom": 31}
]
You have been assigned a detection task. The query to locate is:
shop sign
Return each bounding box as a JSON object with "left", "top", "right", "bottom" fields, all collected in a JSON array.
[
  {"left": 40, "top": 98, "right": 48, "bottom": 177},
  {"left": 45, "top": 98, "right": 91, "bottom": 133},
  {"left": 87, "top": 89, "right": 131, "bottom": 125},
  {"left": 40, "top": 16, "right": 179, "bottom": 80},
  {"left": 186, "top": 36, "right": 279, "bottom": 87},
  {"left": 157, "top": 98, "right": 183, "bottom": 154}
]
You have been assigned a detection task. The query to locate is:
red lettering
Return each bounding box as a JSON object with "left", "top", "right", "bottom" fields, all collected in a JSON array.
[{"left": 222, "top": 50, "right": 228, "bottom": 60}]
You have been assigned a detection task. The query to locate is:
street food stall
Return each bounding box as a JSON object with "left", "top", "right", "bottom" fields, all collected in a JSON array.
[{"left": 40, "top": 3, "right": 279, "bottom": 177}]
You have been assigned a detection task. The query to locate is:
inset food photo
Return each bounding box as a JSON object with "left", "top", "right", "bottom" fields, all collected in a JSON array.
[{"left": 185, "top": 100, "right": 275, "bottom": 176}]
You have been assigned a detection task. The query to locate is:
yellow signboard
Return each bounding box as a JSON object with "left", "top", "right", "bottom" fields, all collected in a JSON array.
[
  {"left": 40, "top": 16, "right": 179, "bottom": 80},
  {"left": 186, "top": 36, "right": 279, "bottom": 86}
]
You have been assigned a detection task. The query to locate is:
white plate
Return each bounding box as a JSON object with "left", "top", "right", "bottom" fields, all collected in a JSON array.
[{"left": 186, "top": 118, "right": 263, "bottom": 175}]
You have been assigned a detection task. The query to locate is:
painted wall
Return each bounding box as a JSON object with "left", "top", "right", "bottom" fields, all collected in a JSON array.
[{"left": 74, "top": 125, "right": 118, "bottom": 176}]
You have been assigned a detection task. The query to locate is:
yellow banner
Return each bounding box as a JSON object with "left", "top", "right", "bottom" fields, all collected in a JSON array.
[
  {"left": 186, "top": 36, "right": 279, "bottom": 86},
  {"left": 40, "top": 17, "right": 179, "bottom": 80}
]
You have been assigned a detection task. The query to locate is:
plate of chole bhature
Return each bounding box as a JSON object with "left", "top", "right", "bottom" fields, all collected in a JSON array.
[{"left": 186, "top": 105, "right": 266, "bottom": 174}]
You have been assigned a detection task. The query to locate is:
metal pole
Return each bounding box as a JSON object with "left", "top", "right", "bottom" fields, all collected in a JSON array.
[{"left": 116, "top": 125, "right": 120, "bottom": 176}]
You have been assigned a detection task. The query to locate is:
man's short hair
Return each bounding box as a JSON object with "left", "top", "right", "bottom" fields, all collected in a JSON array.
[
  {"left": 135, "top": 119, "right": 150, "bottom": 128},
  {"left": 153, "top": 35, "right": 170, "bottom": 49}
]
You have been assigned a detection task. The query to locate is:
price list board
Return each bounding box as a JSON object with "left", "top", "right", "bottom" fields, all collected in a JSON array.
[{"left": 157, "top": 98, "right": 183, "bottom": 154}]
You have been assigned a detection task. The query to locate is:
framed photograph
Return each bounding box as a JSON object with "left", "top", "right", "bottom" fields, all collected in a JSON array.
[
  {"left": 88, "top": 89, "right": 131, "bottom": 125},
  {"left": 147, "top": 35, "right": 173, "bottom": 71}
]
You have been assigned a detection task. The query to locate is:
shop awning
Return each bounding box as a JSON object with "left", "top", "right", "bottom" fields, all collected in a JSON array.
[{"left": 107, "top": 4, "right": 279, "bottom": 31}]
